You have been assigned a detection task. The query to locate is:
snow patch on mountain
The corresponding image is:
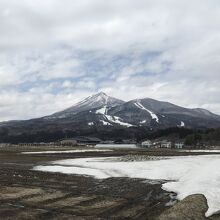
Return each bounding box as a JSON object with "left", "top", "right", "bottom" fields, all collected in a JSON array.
[
  {"left": 105, "top": 115, "right": 134, "bottom": 127},
  {"left": 96, "top": 106, "right": 107, "bottom": 114},
  {"left": 100, "top": 120, "right": 112, "bottom": 126},
  {"left": 96, "top": 105, "right": 134, "bottom": 127},
  {"left": 88, "top": 122, "right": 94, "bottom": 126},
  {"left": 178, "top": 121, "right": 185, "bottom": 127},
  {"left": 140, "top": 120, "right": 146, "bottom": 124},
  {"left": 134, "top": 101, "right": 159, "bottom": 123}
]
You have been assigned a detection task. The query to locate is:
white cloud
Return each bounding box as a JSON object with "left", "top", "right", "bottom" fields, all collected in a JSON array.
[
  {"left": 0, "top": 89, "right": 92, "bottom": 121},
  {"left": 0, "top": 0, "right": 219, "bottom": 120}
]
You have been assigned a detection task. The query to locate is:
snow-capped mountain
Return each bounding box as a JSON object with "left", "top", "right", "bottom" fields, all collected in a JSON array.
[
  {"left": 47, "top": 92, "right": 124, "bottom": 119},
  {"left": 42, "top": 92, "right": 220, "bottom": 129},
  {"left": 0, "top": 92, "right": 220, "bottom": 141}
]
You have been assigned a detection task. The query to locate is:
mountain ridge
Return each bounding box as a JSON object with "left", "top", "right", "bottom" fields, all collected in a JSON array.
[{"left": 46, "top": 92, "right": 220, "bottom": 129}]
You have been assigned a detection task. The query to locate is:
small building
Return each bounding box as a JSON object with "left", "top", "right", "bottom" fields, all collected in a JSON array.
[
  {"left": 152, "top": 142, "right": 161, "bottom": 148},
  {"left": 160, "top": 140, "right": 172, "bottom": 148},
  {"left": 175, "top": 142, "right": 184, "bottom": 149},
  {"left": 141, "top": 140, "right": 152, "bottom": 148}
]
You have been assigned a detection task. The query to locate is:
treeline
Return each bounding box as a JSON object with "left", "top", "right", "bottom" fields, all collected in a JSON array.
[
  {"left": 0, "top": 126, "right": 219, "bottom": 145},
  {"left": 184, "top": 128, "right": 220, "bottom": 146},
  {"left": 149, "top": 127, "right": 220, "bottom": 146},
  {"left": 0, "top": 126, "right": 149, "bottom": 144},
  {"left": 148, "top": 127, "right": 193, "bottom": 140}
]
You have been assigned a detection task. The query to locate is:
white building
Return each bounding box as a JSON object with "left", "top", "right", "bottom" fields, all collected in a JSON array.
[
  {"left": 141, "top": 140, "right": 152, "bottom": 148},
  {"left": 160, "top": 141, "right": 172, "bottom": 148},
  {"left": 175, "top": 142, "right": 184, "bottom": 149}
]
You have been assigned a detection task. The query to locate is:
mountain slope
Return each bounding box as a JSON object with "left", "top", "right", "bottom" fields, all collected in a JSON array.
[
  {"left": 47, "top": 92, "right": 124, "bottom": 119},
  {"left": 107, "top": 98, "right": 220, "bottom": 128}
]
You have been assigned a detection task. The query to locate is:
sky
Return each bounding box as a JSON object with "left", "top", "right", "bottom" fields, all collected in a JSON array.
[{"left": 0, "top": 0, "right": 220, "bottom": 121}]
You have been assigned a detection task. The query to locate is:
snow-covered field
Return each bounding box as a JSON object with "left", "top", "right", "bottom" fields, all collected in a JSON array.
[
  {"left": 181, "top": 149, "right": 220, "bottom": 153},
  {"left": 34, "top": 155, "right": 220, "bottom": 217},
  {"left": 21, "top": 149, "right": 112, "bottom": 154}
]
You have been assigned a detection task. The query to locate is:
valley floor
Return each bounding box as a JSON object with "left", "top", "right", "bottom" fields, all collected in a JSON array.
[{"left": 0, "top": 146, "right": 220, "bottom": 220}]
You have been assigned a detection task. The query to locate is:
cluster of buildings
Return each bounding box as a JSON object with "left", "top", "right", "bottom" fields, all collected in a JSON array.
[
  {"left": 4, "top": 136, "right": 185, "bottom": 149},
  {"left": 59, "top": 138, "right": 185, "bottom": 149},
  {"left": 15, "top": 137, "right": 102, "bottom": 147},
  {"left": 141, "top": 140, "right": 184, "bottom": 149}
]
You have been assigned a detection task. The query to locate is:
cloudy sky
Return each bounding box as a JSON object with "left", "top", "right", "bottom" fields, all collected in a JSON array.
[{"left": 0, "top": 0, "right": 220, "bottom": 121}]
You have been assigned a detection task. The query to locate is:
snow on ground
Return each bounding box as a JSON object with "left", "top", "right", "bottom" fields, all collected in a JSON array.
[
  {"left": 181, "top": 149, "right": 220, "bottom": 153},
  {"left": 134, "top": 101, "right": 159, "bottom": 123},
  {"left": 88, "top": 122, "right": 94, "bottom": 126},
  {"left": 22, "top": 149, "right": 112, "bottom": 154},
  {"left": 96, "top": 144, "right": 137, "bottom": 149},
  {"left": 34, "top": 155, "right": 220, "bottom": 217}
]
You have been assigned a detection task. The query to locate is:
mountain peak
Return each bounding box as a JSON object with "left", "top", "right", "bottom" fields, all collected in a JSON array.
[
  {"left": 95, "top": 91, "right": 107, "bottom": 97},
  {"left": 89, "top": 92, "right": 108, "bottom": 103},
  {"left": 49, "top": 92, "right": 124, "bottom": 118}
]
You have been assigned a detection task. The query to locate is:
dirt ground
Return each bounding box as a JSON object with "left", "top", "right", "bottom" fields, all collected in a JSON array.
[{"left": 0, "top": 146, "right": 220, "bottom": 220}]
